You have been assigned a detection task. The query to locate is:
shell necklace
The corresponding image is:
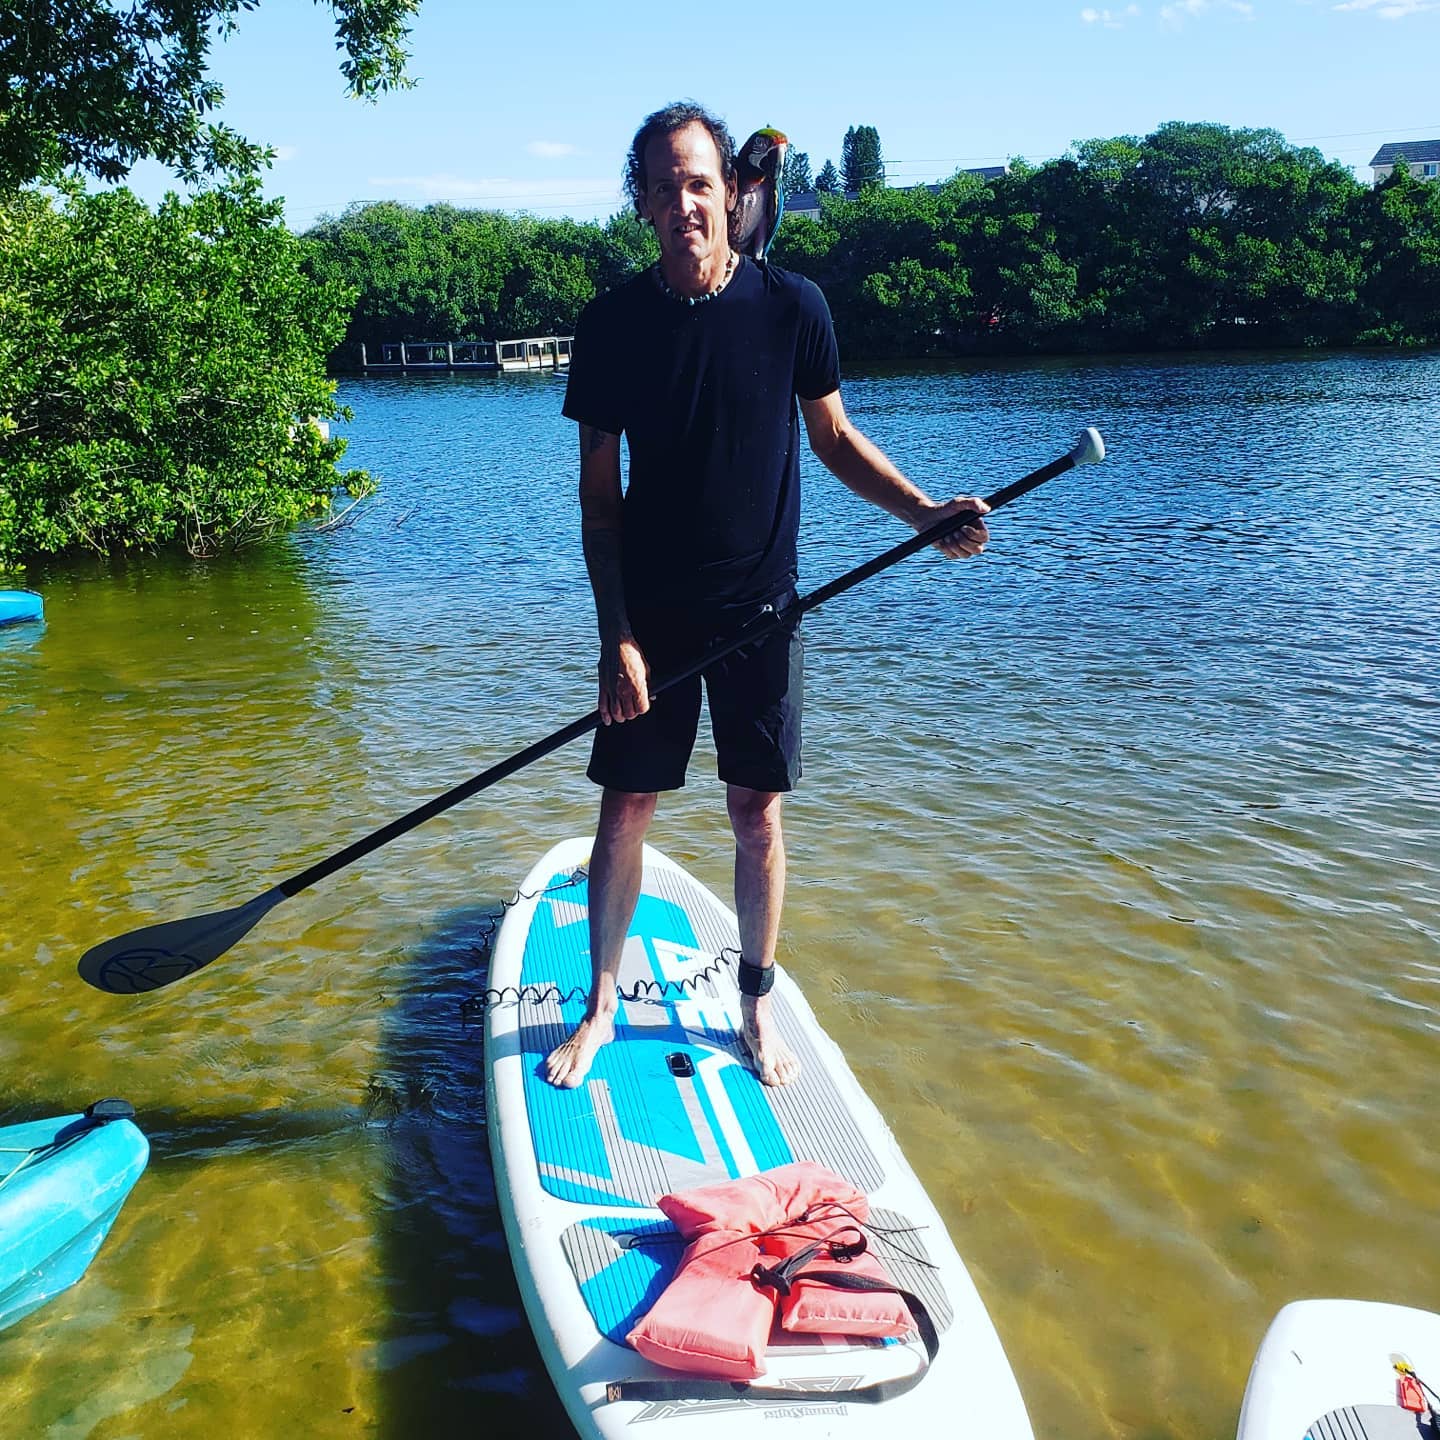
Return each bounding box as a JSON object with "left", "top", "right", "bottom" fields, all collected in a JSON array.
[{"left": 654, "top": 251, "right": 738, "bottom": 306}]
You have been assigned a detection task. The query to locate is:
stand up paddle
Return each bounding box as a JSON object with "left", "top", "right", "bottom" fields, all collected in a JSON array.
[{"left": 78, "top": 427, "right": 1106, "bottom": 996}]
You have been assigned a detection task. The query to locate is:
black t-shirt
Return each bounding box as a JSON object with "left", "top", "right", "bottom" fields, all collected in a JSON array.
[{"left": 562, "top": 257, "right": 841, "bottom": 613}]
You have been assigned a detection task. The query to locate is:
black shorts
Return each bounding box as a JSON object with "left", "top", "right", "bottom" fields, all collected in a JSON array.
[{"left": 588, "top": 592, "right": 803, "bottom": 794}]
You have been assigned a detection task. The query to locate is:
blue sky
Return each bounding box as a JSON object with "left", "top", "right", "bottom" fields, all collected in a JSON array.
[{"left": 120, "top": 0, "right": 1440, "bottom": 230}]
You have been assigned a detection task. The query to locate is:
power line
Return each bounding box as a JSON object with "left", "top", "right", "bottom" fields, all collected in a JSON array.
[{"left": 1293, "top": 121, "right": 1440, "bottom": 142}]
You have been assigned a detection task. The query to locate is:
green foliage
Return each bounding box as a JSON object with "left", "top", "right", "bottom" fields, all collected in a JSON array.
[
  {"left": 603, "top": 208, "right": 660, "bottom": 270},
  {"left": 303, "top": 202, "right": 660, "bottom": 350},
  {"left": 782, "top": 150, "right": 813, "bottom": 198},
  {"left": 0, "top": 179, "right": 368, "bottom": 569},
  {"left": 310, "top": 120, "right": 1440, "bottom": 372},
  {"left": 767, "top": 121, "right": 1440, "bottom": 355},
  {"left": 0, "top": 0, "right": 418, "bottom": 189},
  {"left": 815, "top": 160, "right": 841, "bottom": 196},
  {"left": 1352, "top": 164, "right": 1440, "bottom": 344},
  {"left": 841, "top": 126, "right": 885, "bottom": 192},
  {"left": 770, "top": 177, "right": 983, "bottom": 357}
]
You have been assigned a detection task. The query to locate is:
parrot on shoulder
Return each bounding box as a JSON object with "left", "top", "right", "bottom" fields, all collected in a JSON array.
[{"left": 732, "top": 127, "right": 789, "bottom": 260}]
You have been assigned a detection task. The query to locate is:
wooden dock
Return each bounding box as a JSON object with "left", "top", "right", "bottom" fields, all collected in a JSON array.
[
  {"left": 358, "top": 338, "right": 571, "bottom": 373},
  {"left": 498, "top": 336, "right": 573, "bottom": 371}
]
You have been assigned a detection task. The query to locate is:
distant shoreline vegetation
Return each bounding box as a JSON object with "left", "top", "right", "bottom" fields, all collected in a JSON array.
[
  {"left": 304, "top": 123, "right": 1440, "bottom": 363},
  {"left": 5, "top": 121, "right": 1437, "bottom": 570}
]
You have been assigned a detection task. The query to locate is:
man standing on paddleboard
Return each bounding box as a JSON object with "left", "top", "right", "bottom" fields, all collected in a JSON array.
[{"left": 546, "top": 101, "right": 989, "bottom": 1090}]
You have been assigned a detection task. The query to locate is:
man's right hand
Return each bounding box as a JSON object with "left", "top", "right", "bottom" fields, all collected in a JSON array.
[{"left": 598, "top": 636, "right": 651, "bottom": 725}]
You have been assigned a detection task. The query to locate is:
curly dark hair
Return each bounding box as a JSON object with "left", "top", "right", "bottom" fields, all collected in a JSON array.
[{"left": 624, "top": 101, "right": 736, "bottom": 216}]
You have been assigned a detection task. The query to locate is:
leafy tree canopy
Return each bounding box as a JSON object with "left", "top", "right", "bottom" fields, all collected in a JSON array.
[
  {"left": 782, "top": 149, "right": 812, "bottom": 198},
  {"left": 0, "top": 179, "right": 367, "bottom": 568},
  {"left": 310, "top": 120, "right": 1440, "bottom": 367},
  {"left": 841, "top": 125, "right": 884, "bottom": 192},
  {"left": 0, "top": 0, "right": 419, "bottom": 190},
  {"left": 301, "top": 201, "right": 660, "bottom": 352},
  {"left": 1133, "top": 120, "right": 1290, "bottom": 217},
  {"left": 763, "top": 120, "right": 1440, "bottom": 356},
  {"left": 815, "top": 159, "right": 841, "bottom": 195}
]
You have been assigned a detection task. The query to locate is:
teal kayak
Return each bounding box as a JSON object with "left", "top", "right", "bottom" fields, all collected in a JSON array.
[
  {"left": 0, "top": 590, "right": 43, "bottom": 627},
  {"left": 0, "top": 1100, "right": 149, "bottom": 1332}
]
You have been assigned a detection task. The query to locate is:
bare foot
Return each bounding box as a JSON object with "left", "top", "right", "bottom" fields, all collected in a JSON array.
[
  {"left": 544, "top": 1010, "right": 614, "bottom": 1088},
  {"left": 741, "top": 993, "right": 800, "bottom": 1087}
]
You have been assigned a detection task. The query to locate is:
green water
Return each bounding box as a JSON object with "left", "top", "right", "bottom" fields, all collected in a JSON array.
[{"left": 2, "top": 352, "right": 1438, "bottom": 1438}]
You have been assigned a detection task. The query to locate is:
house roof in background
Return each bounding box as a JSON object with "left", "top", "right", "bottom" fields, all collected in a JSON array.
[{"left": 1369, "top": 140, "right": 1440, "bottom": 166}]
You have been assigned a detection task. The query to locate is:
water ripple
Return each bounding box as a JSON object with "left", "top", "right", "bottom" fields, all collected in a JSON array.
[{"left": 2, "top": 353, "right": 1438, "bottom": 1440}]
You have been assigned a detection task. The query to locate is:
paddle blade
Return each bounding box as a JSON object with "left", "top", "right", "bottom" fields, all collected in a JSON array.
[{"left": 77, "top": 888, "right": 285, "bottom": 995}]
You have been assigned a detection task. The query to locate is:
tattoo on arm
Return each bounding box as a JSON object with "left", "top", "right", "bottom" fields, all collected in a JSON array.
[
  {"left": 581, "top": 526, "right": 630, "bottom": 647},
  {"left": 578, "top": 421, "right": 626, "bottom": 641}
]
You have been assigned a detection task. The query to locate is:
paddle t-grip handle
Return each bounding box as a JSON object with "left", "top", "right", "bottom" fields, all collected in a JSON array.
[{"left": 786, "top": 426, "right": 1106, "bottom": 624}]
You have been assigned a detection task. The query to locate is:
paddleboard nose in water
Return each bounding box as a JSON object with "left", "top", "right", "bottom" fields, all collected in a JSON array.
[
  {"left": 1237, "top": 1299, "right": 1440, "bottom": 1440},
  {"left": 0, "top": 1101, "right": 149, "bottom": 1332}
]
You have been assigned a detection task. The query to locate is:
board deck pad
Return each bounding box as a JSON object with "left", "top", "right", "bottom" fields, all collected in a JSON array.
[
  {"left": 1307, "top": 1406, "right": 1438, "bottom": 1438},
  {"left": 561, "top": 1206, "right": 956, "bottom": 1346},
  {"left": 516, "top": 863, "right": 886, "bottom": 1208}
]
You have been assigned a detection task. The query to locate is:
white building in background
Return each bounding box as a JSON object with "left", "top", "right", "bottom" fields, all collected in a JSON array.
[{"left": 1369, "top": 140, "right": 1440, "bottom": 184}]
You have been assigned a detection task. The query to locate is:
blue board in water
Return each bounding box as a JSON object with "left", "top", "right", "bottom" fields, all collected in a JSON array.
[
  {"left": 0, "top": 591, "right": 44, "bottom": 628},
  {"left": 0, "top": 1103, "right": 149, "bottom": 1332}
]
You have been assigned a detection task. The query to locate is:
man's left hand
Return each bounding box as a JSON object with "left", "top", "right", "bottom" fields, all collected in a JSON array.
[{"left": 917, "top": 496, "right": 990, "bottom": 558}]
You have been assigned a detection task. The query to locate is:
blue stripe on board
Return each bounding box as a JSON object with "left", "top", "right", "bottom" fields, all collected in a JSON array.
[
  {"left": 519, "top": 870, "right": 596, "bottom": 998},
  {"left": 519, "top": 871, "right": 745, "bottom": 1205},
  {"left": 574, "top": 1219, "right": 680, "bottom": 1343},
  {"left": 517, "top": 873, "right": 614, "bottom": 1189},
  {"left": 610, "top": 1027, "right": 709, "bottom": 1168},
  {"left": 688, "top": 1061, "right": 740, "bottom": 1179},
  {"left": 537, "top": 1172, "right": 653, "bottom": 1209},
  {"left": 720, "top": 1063, "right": 793, "bottom": 1173}
]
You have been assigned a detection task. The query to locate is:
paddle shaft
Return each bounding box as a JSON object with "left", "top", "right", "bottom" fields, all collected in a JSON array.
[{"left": 280, "top": 440, "right": 1086, "bottom": 899}]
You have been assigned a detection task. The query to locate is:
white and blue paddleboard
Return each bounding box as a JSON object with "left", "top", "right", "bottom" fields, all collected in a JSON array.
[
  {"left": 1236, "top": 1299, "right": 1440, "bottom": 1440},
  {"left": 484, "top": 837, "right": 1034, "bottom": 1438}
]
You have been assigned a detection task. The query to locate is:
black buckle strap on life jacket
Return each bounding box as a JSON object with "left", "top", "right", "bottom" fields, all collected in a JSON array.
[
  {"left": 748, "top": 1230, "right": 868, "bottom": 1294},
  {"left": 604, "top": 1251, "right": 941, "bottom": 1408}
]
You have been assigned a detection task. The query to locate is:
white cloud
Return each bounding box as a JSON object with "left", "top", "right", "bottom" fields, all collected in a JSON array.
[
  {"left": 1160, "top": 0, "right": 1253, "bottom": 20},
  {"left": 271, "top": 145, "right": 299, "bottom": 164},
  {"left": 1334, "top": 0, "right": 1437, "bottom": 14},
  {"left": 1081, "top": 5, "right": 1141, "bottom": 25},
  {"left": 526, "top": 140, "right": 581, "bottom": 158}
]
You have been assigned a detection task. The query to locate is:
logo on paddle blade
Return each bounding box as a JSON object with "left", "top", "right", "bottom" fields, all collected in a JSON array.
[{"left": 97, "top": 947, "right": 204, "bottom": 995}]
